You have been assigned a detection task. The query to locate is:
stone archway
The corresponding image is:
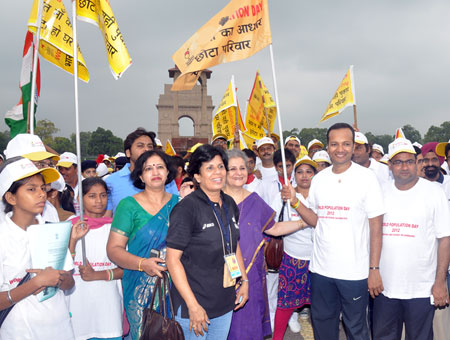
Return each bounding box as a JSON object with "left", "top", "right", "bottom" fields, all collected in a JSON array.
[
  {"left": 178, "top": 115, "right": 195, "bottom": 136},
  {"left": 157, "top": 67, "right": 214, "bottom": 152}
]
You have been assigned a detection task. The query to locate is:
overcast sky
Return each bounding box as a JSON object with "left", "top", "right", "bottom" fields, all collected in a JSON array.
[{"left": 1, "top": 0, "right": 449, "bottom": 140}]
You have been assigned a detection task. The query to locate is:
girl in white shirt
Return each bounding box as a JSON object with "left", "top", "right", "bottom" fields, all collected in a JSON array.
[
  {"left": 68, "top": 177, "right": 123, "bottom": 340},
  {"left": 0, "top": 156, "right": 78, "bottom": 340}
]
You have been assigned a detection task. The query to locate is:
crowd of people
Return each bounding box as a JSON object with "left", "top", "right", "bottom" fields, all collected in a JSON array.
[{"left": 0, "top": 122, "right": 449, "bottom": 340}]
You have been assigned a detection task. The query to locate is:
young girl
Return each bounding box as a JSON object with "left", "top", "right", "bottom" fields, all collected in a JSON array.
[
  {"left": 68, "top": 177, "right": 123, "bottom": 340},
  {"left": 0, "top": 156, "right": 77, "bottom": 340}
]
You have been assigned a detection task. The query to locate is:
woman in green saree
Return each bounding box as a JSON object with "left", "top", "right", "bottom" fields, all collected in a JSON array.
[{"left": 107, "top": 150, "right": 179, "bottom": 339}]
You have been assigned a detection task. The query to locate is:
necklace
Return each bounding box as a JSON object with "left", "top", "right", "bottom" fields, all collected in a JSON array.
[{"left": 158, "top": 202, "right": 171, "bottom": 228}]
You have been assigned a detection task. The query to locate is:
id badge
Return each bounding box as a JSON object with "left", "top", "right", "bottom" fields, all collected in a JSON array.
[{"left": 224, "top": 253, "right": 242, "bottom": 279}]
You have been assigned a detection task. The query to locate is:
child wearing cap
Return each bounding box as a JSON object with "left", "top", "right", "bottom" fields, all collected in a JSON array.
[{"left": 0, "top": 157, "right": 83, "bottom": 339}]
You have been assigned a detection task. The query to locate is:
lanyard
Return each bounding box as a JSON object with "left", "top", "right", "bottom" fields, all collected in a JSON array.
[{"left": 207, "top": 199, "right": 232, "bottom": 254}]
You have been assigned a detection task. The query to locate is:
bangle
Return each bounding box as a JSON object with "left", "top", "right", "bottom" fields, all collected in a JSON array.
[
  {"left": 71, "top": 252, "right": 76, "bottom": 258},
  {"left": 106, "top": 269, "right": 111, "bottom": 281},
  {"left": 240, "top": 279, "right": 249, "bottom": 284},
  {"left": 138, "top": 258, "right": 145, "bottom": 272},
  {"left": 110, "top": 269, "right": 114, "bottom": 281},
  {"left": 369, "top": 266, "right": 379, "bottom": 270},
  {"left": 7, "top": 290, "right": 14, "bottom": 305},
  {"left": 291, "top": 199, "right": 300, "bottom": 209}
]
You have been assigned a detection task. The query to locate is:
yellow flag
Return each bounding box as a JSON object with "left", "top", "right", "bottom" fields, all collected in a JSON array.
[
  {"left": 28, "top": 0, "right": 89, "bottom": 82},
  {"left": 212, "top": 76, "right": 246, "bottom": 141},
  {"left": 241, "top": 130, "right": 258, "bottom": 150},
  {"left": 245, "top": 71, "right": 276, "bottom": 136},
  {"left": 165, "top": 140, "right": 176, "bottom": 156},
  {"left": 171, "top": 71, "right": 202, "bottom": 91},
  {"left": 173, "top": 0, "right": 272, "bottom": 90},
  {"left": 77, "top": 0, "right": 132, "bottom": 79},
  {"left": 320, "top": 65, "right": 356, "bottom": 123}
]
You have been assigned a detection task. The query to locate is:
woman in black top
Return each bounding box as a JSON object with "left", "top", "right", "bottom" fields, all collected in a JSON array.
[{"left": 166, "top": 145, "right": 249, "bottom": 339}]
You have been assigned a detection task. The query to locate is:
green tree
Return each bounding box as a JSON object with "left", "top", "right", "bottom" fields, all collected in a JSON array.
[
  {"left": 401, "top": 124, "right": 422, "bottom": 143},
  {"left": 71, "top": 131, "right": 92, "bottom": 158},
  {"left": 282, "top": 128, "right": 300, "bottom": 142},
  {"left": 299, "top": 128, "right": 328, "bottom": 148},
  {"left": 423, "top": 121, "right": 450, "bottom": 143},
  {"left": 35, "top": 119, "right": 59, "bottom": 145},
  {"left": 49, "top": 136, "right": 75, "bottom": 154},
  {"left": 365, "top": 132, "right": 393, "bottom": 153},
  {"left": 88, "top": 127, "right": 123, "bottom": 156}
]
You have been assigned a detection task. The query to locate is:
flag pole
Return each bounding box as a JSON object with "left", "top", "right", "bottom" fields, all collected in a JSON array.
[
  {"left": 71, "top": 0, "right": 87, "bottom": 265},
  {"left": 353, "top": 104, "right": 358, "bottom": 130},
  {"left": 29, "top": 0, "right": 44, "bottom": 135},
  {"left": 269, "top": 44, "right": 291, "bottom": 219}
]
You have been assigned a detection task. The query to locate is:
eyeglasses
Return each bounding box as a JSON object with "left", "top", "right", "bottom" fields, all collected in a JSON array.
[
  {"left": 391, "top": 159, "right": 415, "bottom": 166},
  {"left": 422, "top": 157, "right": 439, "bottom": 165},
  {"left": 34, "top": 160, "right": 54, "bottom": 169},
  {"left": 180, "top": 184, "right": 194, "bottom": 190}
]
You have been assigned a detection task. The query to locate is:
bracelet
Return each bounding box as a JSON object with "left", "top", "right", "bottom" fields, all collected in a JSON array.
[
  {"left": 106, "top": 269, "right": 111, "bottom": 281},
  {"left": 240, "top": 279, "right": 249, "bottom": 284},
  {"left": 7, "top": 290, "right": 14, "bottom": 305},
  {"left": 110, "top": 269, "right": 114, "bottom": 281},
  {"left": 71, "top": 252, "right": 76, "bottom": 258},
  {"left": 369, "top": 266, "right": 380, "bottom": 270},
  {"left": 291, "top": 199, "right": 300, "bottom": 209},
  {"left": 138, "top": 258, "right": 145, "bottom": 272}
]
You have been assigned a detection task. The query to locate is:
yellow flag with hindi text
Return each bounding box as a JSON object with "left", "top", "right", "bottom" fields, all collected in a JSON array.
[
  {"left": 245, "top": 71, "right": 276, "bottom": 137},
  {"left": 212, "top": 76, "right": 246, "bottom": 141},
  {"left": 172, "top": 0, "right": 272, "bottom": 91},
  {"left": 165, "top": 140, "right": 176, "bottom": 156},
  {"left": 320, "top": 65, "right": 356, "bottom": 123},
  {"left": 28, "top": 0, "right": 89, "bottom": 82},
  {"left": 77, "top": 0, "right": 132, "bottom": 79},
  {"left": 241, "top": 130, "right": 258, "bottom": 150}
]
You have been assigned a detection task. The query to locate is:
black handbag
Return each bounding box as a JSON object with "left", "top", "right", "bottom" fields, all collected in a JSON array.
[
  {"left": 140, "top": 271, "right": 185, "bottom": 340},
  {"left": 265, "top": 201, "right": 287, "bottom": 271},
  {"left": 0, "top": 273, "right": 31, "bottom": 328}
]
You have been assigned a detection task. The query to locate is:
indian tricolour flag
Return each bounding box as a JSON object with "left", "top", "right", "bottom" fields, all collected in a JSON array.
[{"left": 5, "top": 31, "right": 40, "bottom": 138}]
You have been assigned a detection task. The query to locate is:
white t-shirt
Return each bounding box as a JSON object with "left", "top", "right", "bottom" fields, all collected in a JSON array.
[
  {"left": 261, "top": 175, "right": 296, "bottom": 207},
  {"left": 369, "top": 158, "right": 391, "bottom": 187},
  {"left": 42, "top": 200, "right": 60, "bottom": 223},
  {"left": 68, "top": 222, "right": 123, "bottom": 340},
  {"left": 255, "top": 163, "right": 278, "bottom": 182},
  {"left": 308, "top": 162, "right": 385, "bottom": 280},
  {"left": 380, "top": 179, "right": 450, "bottom": 299},
  {"left": 272, "top": 193, "right": 314, "bottom": 260},
  {"left": 0, "top": 213, "right": 74, "bottom": 340},
  {"left": 244, "top": 176, "right": 262, "bottom": 194}
]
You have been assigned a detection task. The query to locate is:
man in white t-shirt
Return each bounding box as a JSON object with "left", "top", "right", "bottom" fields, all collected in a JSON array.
[
  {"left": 352, "top": 131, "right": 391, "bottom": 187},
  {"left": 255, "top": 137, "right": 278, "bottom": 181},
  {"left": 373, "top": 138, "right": 450, "bottom": 339},
  {"left": 283, "top": 122, "right": 385, "bottom": 340}
]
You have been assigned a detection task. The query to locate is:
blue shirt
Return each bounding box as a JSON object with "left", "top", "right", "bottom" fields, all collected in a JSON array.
[{"left": 105, "top": 163, "right": 179, "bottom": 213}]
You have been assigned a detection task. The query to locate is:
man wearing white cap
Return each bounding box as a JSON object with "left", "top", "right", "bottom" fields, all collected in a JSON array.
[
  {"left": 312, "top": 150, "right": 332, "bottom": 172},
  {"left": 285, "top": 135, "right": 302, "bottom": 159},
  {"left": 57, "top": 152, "right": 80, "bottom": 215},
  {"left": 211, "top": 133, "right": 228, "bottom": 151},
  {"left": 372, "top": 138, "right": 450, "bottom": 339},
  {"left": 352, "top": 131, "right": 391, "bottom": 187},
  {"left": 307, "top": 139, "right": 324, "bottom": 159},
  {"left": 371, "top": 144, "right": 384, "bottom": 162},
  {"left": 4, "top": 133, "right": 62, "bottom": 222},
  {"left": 283, "top": 122, "right": 385, "bottom": 339},
  {"left": 255, "top": 137, "right": 278, "bottom": 183}
]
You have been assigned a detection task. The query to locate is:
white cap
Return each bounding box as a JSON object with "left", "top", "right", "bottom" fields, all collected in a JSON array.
[
  {"left": 0, "top": 157, "right": 60, "bottom": 197},
  {"left": 114, "top": 152, "right": 126, "bottom": 158},
  {"left": 388, "top": 138, "right": 416, "bottom": 160},
  {"left": 307, "top": 139, "right": 324, "bottom": 151},
  {"left": 4, "top": 133, "right": 59, "bottom": 161},
  {"left": 56, "top": 152, "right": 78, "bottom": 168},
  {"left": 256, "top": 137, "right": 275, "bottom": 149},
  {"left": 154, "top": 138, "right": 163, "bottom": 147},
  {"left": 294, "top": 155, "right": 318, "bottom": 170},
  {"left": 412, "top": 142, "right": 423, "bottom": 149},
  {"left": 372, "top": 144, "right": 384, "bottom": 155},
  {"left": 354, "top": 132, "right": 368, "bottom": 145},
  {"left": 96, "top": 163, "right": 109, "bottom": 177},
  {"left": 379, "top": 154, "right": 389, "bottom": 165},
  {"left": 50, "top": 171, "right": 66, "bottom": 192},
  {"left": 312, "top": 150, "right": 331, "bottom": 164},
  {"left": 284, "top": 135, "right": 301, "bottom": 146}
]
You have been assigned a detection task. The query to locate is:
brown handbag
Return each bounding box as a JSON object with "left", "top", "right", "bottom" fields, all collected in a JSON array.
[
  {"left": 140, "top": 271, "right": 185, "bottom": 340},
  {"left": 265, "top": 201, "right": 287, "bottom": 271}
]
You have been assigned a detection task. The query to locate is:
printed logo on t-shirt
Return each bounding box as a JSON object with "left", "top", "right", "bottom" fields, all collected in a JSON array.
[
  {"left": 202, "top": 222, "right": 215, "bottom": 230},
  {"left": 232, "top": 216, "right": 239, "bottom": 229},
  {"left": 383, "top": 222, "right": 419, "bottom": 238},
  {"left": 317, "top": 205, "right": 351, "bottom": 220}
]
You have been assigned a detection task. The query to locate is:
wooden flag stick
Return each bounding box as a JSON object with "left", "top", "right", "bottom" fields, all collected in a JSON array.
[{"left": 353, "top": 104, "right": 358, "bottom": 130}]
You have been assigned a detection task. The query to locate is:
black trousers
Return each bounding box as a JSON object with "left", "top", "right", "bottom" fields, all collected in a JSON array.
[
  {"left": 372, "top": 294, "right": 434, "bottom": 340},
  {"left": 310, "top": 272, "right": 370, "bottom": 340}
]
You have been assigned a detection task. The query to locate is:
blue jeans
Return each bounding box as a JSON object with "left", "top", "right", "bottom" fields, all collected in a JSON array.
[{"left": 175, "top": 307, "right": 233, "bottom": 340}]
